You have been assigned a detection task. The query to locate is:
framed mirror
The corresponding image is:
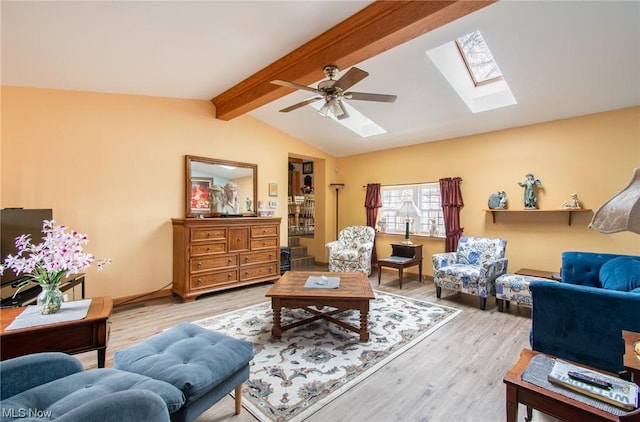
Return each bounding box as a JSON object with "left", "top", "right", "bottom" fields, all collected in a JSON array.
[{"left": 186, "top": 155, "right": 257, "bottom": 218}]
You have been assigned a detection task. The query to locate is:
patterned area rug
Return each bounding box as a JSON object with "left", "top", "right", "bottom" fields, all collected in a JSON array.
[{"left": 194, "top": 291, "right": 461, "bottom": 422}]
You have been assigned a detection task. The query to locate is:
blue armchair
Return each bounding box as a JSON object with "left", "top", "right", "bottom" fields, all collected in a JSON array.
[
  {"left": 530, "top": 251, "right": 640, "bottom": 373},
  {"left": 0, "top": 352, "right": 181, "bottom": 421},
  {"left": 432, "top": 236, "right": 508, "bottom": 310}
]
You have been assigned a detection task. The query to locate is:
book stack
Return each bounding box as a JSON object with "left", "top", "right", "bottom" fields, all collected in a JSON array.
[{"left": 548, "top": 359, "right": 639, "bottom": 411}]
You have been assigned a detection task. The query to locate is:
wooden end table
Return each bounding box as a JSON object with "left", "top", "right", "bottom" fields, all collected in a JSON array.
[
  {"left": 504, "top": 349, "right": 622, "bottom": 422},
  {"left": 0, "top": 296, "right": 113, "bottom": 367},
  {"left": 265, "top": 271, "right": 374, "bottom": 342},
  {"left": 623, "top": 330, "right": 640, "bottom": 386},
  {"left": 377, "top": 243, "right": 423, "bottom": 289}
]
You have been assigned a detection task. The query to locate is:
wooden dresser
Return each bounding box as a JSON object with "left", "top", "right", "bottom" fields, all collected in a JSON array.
[{"left": 172, "top": 217, "right": 281, "bottom": 302}]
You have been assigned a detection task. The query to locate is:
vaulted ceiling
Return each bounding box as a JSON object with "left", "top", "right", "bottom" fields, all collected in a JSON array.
[{"left": 2, "top": 1, "right": 639, "bottom": 157}]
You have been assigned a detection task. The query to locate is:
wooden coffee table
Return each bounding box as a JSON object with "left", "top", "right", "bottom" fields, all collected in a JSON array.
[
  {"left": 0, "top": 296, "right": 113, "bottom": 367},
  {"left": 265, "top": 271, "right": 375, "bottom": 342},
  {"left": 504, "top": 349, "right": 621, "bottom": 422}
]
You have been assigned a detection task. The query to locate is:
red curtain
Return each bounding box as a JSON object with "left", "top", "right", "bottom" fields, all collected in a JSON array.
[
  {"left": 439, "top": 177, "right": 464, "bottom": 252},
  {"left": 364, "top": 183, "right": 382, "bottom": 263}
]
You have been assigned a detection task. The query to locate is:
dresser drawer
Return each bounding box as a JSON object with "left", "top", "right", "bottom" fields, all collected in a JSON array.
[
  {"left": 250, "top": 238, "right": 278, "bottom": 250},
  {"left": 190, "top": 254, "right": 237, "bottom": 272},
  {"left": 240, "top": 250, "right": 278, "bottom": 265},
  {"left": 239, "top": 263, "right": 278, "bottom": 281},
  {"left": 191, "top": 228, "right": 226, "bottom": 242},
  {"left": 251, "top": 225, "right": 278, "bottom": 238},
  {"left": 191, "top": 242, "right": 226, "bottom": 256},
  {"left": 190, "top": 270, "right": 238, "bottom": 290}
]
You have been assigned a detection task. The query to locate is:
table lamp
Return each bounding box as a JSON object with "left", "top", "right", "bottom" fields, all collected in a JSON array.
[
  {"left": 588, "top": 168, "right": 640, "bottom": 234},
  {"left": 397, "top": 193, "right": 421, "bottom": 244}
]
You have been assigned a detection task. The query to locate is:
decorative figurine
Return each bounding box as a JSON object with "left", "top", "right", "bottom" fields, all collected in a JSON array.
[
  {"left": 518, "top": 173, "right": 542, "bottom": 209},
  {"left": 488, "top": 191, "right": 508, "bottom": 209},
  {"left": 429, "top": 218, "right": 439, "bottom": 237},
  {"left": 245, "top": 197, "right": 252, "bottom": 212},
  {"left": 560, "top": 193, "right": 581, "bottom": 209}
]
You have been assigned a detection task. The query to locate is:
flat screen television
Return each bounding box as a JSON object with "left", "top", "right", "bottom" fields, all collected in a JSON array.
[{"left": 1, "top": 208, "right": 53, "bottom": 306}]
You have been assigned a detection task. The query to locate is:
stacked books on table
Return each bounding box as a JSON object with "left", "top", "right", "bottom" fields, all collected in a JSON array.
[{"left": 548, "top": 358, "right": 639, "bottom": 411}]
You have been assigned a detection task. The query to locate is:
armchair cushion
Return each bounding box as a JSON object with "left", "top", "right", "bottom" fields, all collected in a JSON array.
[{"left": 599, "top": 256, "right": 640, "bottom": 292}]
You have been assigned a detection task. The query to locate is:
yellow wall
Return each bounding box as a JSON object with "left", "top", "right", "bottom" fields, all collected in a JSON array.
[
  {"left": 1, "top": 86, "right": 335, "bottom": 299},
  {"left": 335, "top": 107, "right": 640, "bottom": 276},
  {"left": 2, "top": 85, "right": 638, "bottom": 299}
]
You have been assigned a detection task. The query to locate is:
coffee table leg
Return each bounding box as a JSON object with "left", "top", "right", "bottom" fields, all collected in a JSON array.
[
  {"left": 272, "top": 299, "right": 282, "bottom": 338},
  {"left": 359, "top": 301, "right": 369, "bottom": 342}
]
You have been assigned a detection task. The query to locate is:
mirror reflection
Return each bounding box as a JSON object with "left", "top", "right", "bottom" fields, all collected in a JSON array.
[{"left": 186, "top": 155, "right": 257, "bottom": 217}]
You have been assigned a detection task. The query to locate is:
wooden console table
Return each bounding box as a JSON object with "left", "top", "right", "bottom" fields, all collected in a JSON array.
[
  {"left": 0, "top": 296, "right": 113, "bottom": 367},
  {"left": 504, "top": 349, "right": 621, "bottom": 422},
  {"left": 377, "top": 243, "right": 422, "bottom": 289}
]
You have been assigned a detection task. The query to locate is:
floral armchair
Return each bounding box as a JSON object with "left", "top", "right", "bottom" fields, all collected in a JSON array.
[
  {"left": 432, "top": 236, "right": 508, "bottom": 310},
  {"left": 326, "top": 226, "right": 375, "bottom": 275}
]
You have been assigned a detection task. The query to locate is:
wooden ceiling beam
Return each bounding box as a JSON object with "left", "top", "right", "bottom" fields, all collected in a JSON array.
[{"left": 210, "top": 0, "right": 495, "bottom": 121}]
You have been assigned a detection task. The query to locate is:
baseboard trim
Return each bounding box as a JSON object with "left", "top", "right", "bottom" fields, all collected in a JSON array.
[{"left": 113, "top": 289, "right": 173, "bottom": 307}]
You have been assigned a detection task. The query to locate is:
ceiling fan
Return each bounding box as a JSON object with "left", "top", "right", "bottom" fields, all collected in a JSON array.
[{"left": 271, "top": 65, "right": 397, "bottom": 120}]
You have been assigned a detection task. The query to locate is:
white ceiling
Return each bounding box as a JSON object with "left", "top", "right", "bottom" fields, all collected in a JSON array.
[{"left": 2, "top": 1, "right": 639, "bottom": 157}]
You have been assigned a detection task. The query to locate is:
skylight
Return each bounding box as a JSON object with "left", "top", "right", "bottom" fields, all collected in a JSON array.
[
  {"left": 456, "top": 30, "right": 503, "bottom": 85},
  {"left": 427, "top": 30, "right": 516, "bottom": 113}
]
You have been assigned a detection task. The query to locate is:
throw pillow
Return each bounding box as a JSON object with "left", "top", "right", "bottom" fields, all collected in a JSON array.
[{"left": 599, "top": 257, "right": 640, "bottom": 292}]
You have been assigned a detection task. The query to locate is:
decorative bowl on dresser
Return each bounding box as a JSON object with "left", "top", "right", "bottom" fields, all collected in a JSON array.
[{"left": 172, "top": 217, "right": 281, "bottom": 302}]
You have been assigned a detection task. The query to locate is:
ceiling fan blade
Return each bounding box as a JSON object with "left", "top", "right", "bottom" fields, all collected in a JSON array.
[
  {"left": 279, "top": 97, "right": 323, "bottom": 113},
  {"left": 346, "top": 92, "right": 397, "bottom": 103},
  {"left": 271, "top": 79, "right": 319, "bottom": 94},
  {"left": 333, "top": 67, "right": 369, "bottom": 91}
]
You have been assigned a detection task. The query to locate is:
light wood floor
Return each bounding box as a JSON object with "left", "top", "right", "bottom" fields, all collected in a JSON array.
[{"left": 75, "top": 267, "right": 561, "bottom": 422}]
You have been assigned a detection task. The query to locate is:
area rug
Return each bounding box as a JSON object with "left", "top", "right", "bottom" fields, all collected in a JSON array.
[{"left": 193, "top": 291, "right": 461, "bottom": 422}]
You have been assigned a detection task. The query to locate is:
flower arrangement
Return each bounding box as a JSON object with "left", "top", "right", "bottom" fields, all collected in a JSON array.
[
  {"left": 1, "top": 220, "right": 110, "bottom": 314},
  {"left": 301, "top": 185, "right": 314, "bottom": 194}
]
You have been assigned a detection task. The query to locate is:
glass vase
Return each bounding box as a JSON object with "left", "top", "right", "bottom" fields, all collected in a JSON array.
[{"left": 37, "top": 284, "right": 64, "bottom": 315}]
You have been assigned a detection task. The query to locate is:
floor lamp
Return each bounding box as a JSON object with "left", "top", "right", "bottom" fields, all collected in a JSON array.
[{"left": 330, "top": 183, "right": 345, "bottom": 239}]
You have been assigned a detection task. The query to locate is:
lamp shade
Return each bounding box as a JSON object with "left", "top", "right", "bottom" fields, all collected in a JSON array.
[
  {"left": 588, "top": 168, "right": 640, "bottom": 234},
  {"left": 397, "top": 195, "right": 421, "bottom": 218}
]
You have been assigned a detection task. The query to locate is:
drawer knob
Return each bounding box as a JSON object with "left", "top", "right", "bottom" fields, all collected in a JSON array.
[
  {"left": 196, "top": 279, "right": 202, "bottom": 286},
  {"left": 227, "top": 273, "right": 232, "bottom": 279},
  {"left": 244, "top": 257, "right": 249, "bottom": 262},
  {"left": 228, "top": 258, "right": 233, "bottom": 264},
  {"left": 197, "top": 262, "right": 202, "bottom": 268},
  {"left": 206, "top": 232, "right": 211, "bottom": 237}
]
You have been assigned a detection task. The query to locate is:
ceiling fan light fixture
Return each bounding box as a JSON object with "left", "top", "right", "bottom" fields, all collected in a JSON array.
[{"left": 318, "top": 102, "right": 331, "bottom": 118}]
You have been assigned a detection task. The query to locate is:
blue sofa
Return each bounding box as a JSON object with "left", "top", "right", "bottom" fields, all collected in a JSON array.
[{"left": 530, "top": 251, "right": 640, "bottom": 373}]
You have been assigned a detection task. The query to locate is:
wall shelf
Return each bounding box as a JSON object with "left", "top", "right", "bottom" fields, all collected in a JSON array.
[{"left": 483, "top": 209, "right": 592, "bottom": 226}]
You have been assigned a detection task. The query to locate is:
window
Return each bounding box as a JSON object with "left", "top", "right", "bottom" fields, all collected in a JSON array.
[{"left": 377, "top": 183, "right": 445, "bottom": 238}]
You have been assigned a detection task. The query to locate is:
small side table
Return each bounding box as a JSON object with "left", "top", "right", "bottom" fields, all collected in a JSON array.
[{"left": 377, "top": 243, "right": 422, "bottom": 289}]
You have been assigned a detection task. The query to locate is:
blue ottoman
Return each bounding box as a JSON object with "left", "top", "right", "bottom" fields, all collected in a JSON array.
[{"left": 115, "top": 322, "right": 254, "bottom": 422}]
